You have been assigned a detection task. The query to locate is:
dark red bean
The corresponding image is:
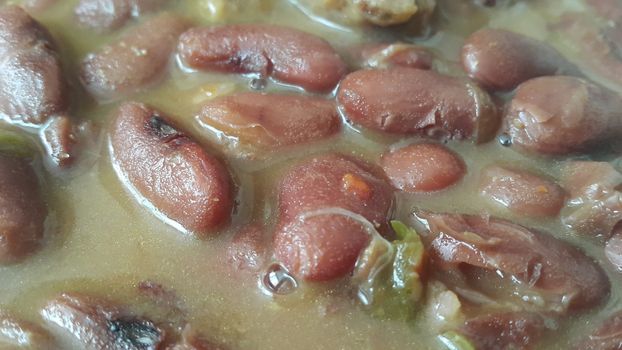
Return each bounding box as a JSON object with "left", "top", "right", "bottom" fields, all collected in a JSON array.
[
  {"left": 576, "top": 310, "right": 622, "bottom": 350},
  {"left": 479, "top": 165, "right": 566, "bottom": 217},
  {"left": 81, "top": 13, "right": 189, "bottom": 101},
  {"left": 0, "top": 5, "right": 67, "bottom": 125},
  {"left": 337, "top": 68, "right": 499, "bottom": 142},
  {"left": 415, "top": 211, "right": 610, "bottom": 313},
  {"left": 273, "top": 154, "right": 393, "bottom": 281},
  {"left": 41, "top": 293, "right": 165, "bottom": 350},
  {"left": 110, "top": 102, "right": 234, "bottom": 236},
  {"left": 196, "top": 93, "right": 340, "bottom": 156},
  {"left": 227, "top": 224, "right": 266, "bottom": 271},
  {"left": 459, "top": 312, "right": 551, "bottom": 350},
  {"left": 355, "top": 43, "right": 434, "bottom": 70},
  {"left": 504, "top": 76, "right": 622, "bottom": 155},
  {"left": 380, "top": 143, "right": 466, "bottom": 192},
  {"left": 0, "top": 154, "right": 46, "bottom": 264},
  {"left": 0, "top": 311, "right": 55, "bottom": 348},
  {"left": 177, "top": 24, "right": 348, "bottom": 93},
  {"left": 561, "top": 161, "right": 622, "bottom": 237},
  {"left": 462, "top": 29, "right": 579, "bottom": 91},
  {"left": 74, "top": 0, "right": 166, "bottom": 32}
]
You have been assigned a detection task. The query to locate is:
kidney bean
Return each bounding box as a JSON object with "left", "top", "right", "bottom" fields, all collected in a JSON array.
[
  {"left": 414, "top": 211, "right": 610, "bottom": 313},
  {"left": 0, "top": 154, "right": 46, "bottom": 264},
  {"left": 177, "top": 24, "right": 348, "bottom": 93},
  {"left": 504, "top": 76, "right": 622, "bottom": 155},
  {"left": 458, "top": 312, "right": 551, "bottom": 350},
  {"left": 0, "top": 312, "right": 55, "bottom": 349},
  {"left": 576, "top": 310, "right": 622, "bottom": 350},
  {"left": 273, "top": 154, "right": 393, "bottom": 281},
  {"left": 462, "top": 29, "right": 579, "bottom": 91},
  {"left": 41, "top": 293, "right": 166, "bottom": 350},
  {"left": 337, "top": 68, "right": 499, "bottom": 142},
  {"left": 354, "top": 43, "right": 434, "bottom": 70},
  {"left": 227, "top": 223, "right": 266, "bottom": 271},
  {"left": 74, "top": 0, "right": 166, "bottom": 32},
  {"left": 196, "top": 93, "right": 340, "bottom": 156},
  {"left": 81, "top": 13, "right": 189, "bottom": 101},
  {"left": 380, "top": 143, "right": 466, "bottom": 192},
  {"left": 479, "top": 165, "right": 566, "bottom": 217},
  {"left": 0, "top": 5, "right": 67, "bottom": 125},
  {"left": 561, "top": 161, "right": 622, "bottom": 238},
  {"left": 110, "top": 102, "right": 234, "bottom": 236}
]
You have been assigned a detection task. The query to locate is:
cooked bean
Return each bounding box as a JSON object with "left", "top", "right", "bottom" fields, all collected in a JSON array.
[
  {"left": 576, "top": 310, "right": 622, "bottom": 350},
  {"left": 74, "top": 0, "right": 165, "bottom": 32},
  {"left": 196, "top": 93, "right": 340, "bottom": 156},
  {"left": 381, "top": 143, "right": 466, "bottom": 192},
  {"left": 414, "top": 211, "right": 610, "bottom": 313},
  {"left": 504, "top": 76, "right": 622, "bottom": 155},
  {"left": 41, "top": 115, "right": 78, "bottom": 168},
  {"left": 110, "top": 102, "right": 234, "bottom": 236},
  {"left": 0, "top": 154, "right": 46, "bottom": 264},
  {"left": 227, "top": 223, "right": 265, "bottom": 271},
  {"left": 462, "top": 29, "right": 578, "bottom": 91},
  {"left": 0, "top": 312, "right": 55, "bottom": 349},
  {"left": 355, "top": 43, "right": 434, "bottom": 69},
  {"left": 337, "top": 68, "right": 499, "bottom": 142},
  {"left": 81, "top": 13, "right": 189, "bottom": 101},
  {"left": 561, "top": 161, "right": 622, "bottom": 237},
  {"left": 41, "top": 293, "right": 165, "bottom": 350},
  {"left": 479, "top": 165, "right": 566, "bottom": 217},
  {"left": 458, "top": 312, "right": 551, "bottom": 350},
  {"left": 0, "top": 5, "right": 67, "bottom": 125},
  {"left": 177, "top": 24, "right": 348, "bottom": 93},
  {"left": 585, "top": 0, "right": 622, "bottom": 22},
  {"left": 606, "top": 224, "right": 622, "bottom": 272},
  {"left": 273, "top": 154, "right": 393, "bottom": 281}
]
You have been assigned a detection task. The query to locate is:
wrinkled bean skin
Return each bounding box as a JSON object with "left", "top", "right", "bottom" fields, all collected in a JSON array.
[
  {"left": 381, "top": 143, "right": 466, "bottom": 192},
  {"left": 415, "top": 212, "right": 610, "bottom": 313},
  {"left": 337, "top": 68, "right": 499, "bottom": 142},
  {"left": 178, "top": 24, "right": 348, "bottom": 93},
  {"left": 81, "top": 13, "right": 189, "bottom": 101},
  {"left": 355, "top": 43, "right": 434, "bottom": 69},
  {"left": 576, "top": 310, "right": 622, "bottom": 350},
  {"left": 74, "top": 0, "right": 165, "bottom": 32},
  {"left": 227, "top": 224, "right": 265, "bottom": 271},
  {"left": 41, "top": 293, "right": 165, "bottom": 350},
  {"left": 0, "top": 5, "right": 67, "bottom": 125},
  {"left": 274, "top": 154, "right": 393, "bottom": 281},
  {"left": 459, "top": 312, "right": 551, "bottom": 350},
  {"left": 0, "top": 154, "right": 46, "bottom": 264},
  {"left": 110, "top": 102, "right": 234, "bottom": 236},
  {"left": 504, "top": 76, "right": 622, "bottom": 155},
  {"left": 0, "top": 312, "right": 55, "bottom": 349},
  {"left": 561, "top": 161, "right": 622, "bottom": 237},
  {"left": 479, "top": 165, "right": 566, "bottom": 217},
  {"left": 196, "top": 93, "right": 340, "bottom": 156},
  {"left": 462, "top": 29, "right": 578, "bottom": 91}
]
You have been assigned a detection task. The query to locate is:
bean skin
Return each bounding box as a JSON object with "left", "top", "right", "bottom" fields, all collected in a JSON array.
[
  {"left": 273, "top": 154, "right": 393, "bottom": 281},
  {"left": 227, "top": 223, "right": 266, "bottom": 272},
  {"left": 110, "top": 102, "right": 234, "bottom": 236},
  {"left": 462, "top": 29, "right": 579, "bottom": 91},
  {"left": 0, "top": 154, "right": 46, "bottom": 264},
  {"left": 0, "top": 5, "right": 67, "bottom": 125},
  {"left": 504, "top": 76, "right": 622, "bottom": 155},
  {"left": 177, "top": 24, "right": 348, "bottom": 93},
  {"left": 81, "top": 13, "right": 189, "bottom": 101},
  {"left": 459, "top": 312, "right": 551, "bottom": 350},
  {"left": 479, "top": 165, "right": 566, "bottom": 217},
  {"left": 337, "top": 68, "right": 499, "bottom": 142},
  {"left": 381, "top": 143, "right": 466, "bottom": 192},
  {"left": 74, "top": 0, "right": 166, "bottom": 32},
  {"left": 196, "top": 93, "right": 340, "bottom": 156}
]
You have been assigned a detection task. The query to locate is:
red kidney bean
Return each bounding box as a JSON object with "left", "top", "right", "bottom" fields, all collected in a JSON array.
[
  {"left": 459, "top": 312, "right": 551, "bottom": 350},
  {"left": 227, "top": 223, "right": 266, "bottom": 271},
  {"left": 110, "top": 102, "right": 234, "bottom": 236},
  {"left": 576, "top": 310, "right": 622, "bottom": 350},
  {"left": 479, "top": 165, "right": 566, "bottom": 217},
  {"left": 354, "top": 43, "right": 434, "bottom": 70},
  {"left": 273, "top": 154, "right": 393, "bottom": 281},
  {"left": 561, "top": 161, "right": 622, "bottom": 238},
  {"left": 381, "top": 143, "right": 466, "bottom": 192},
  {"left": 196, "top": 93, "right": 340, "bottom": 156},
  {"left": 74, "top": 0, "right": 165, "bottom": 32},
  {"left": 0, "top": 5, "right": 67, "bottom": 125},
  {"left": 462, "top": 29, "right": 579, "bottom": 91},
  {"left": 0, "top": 312, "right": 55, "bottom": 348},
  {"left": 0, "top": 154, "right": 46, "bottom": 264},
  {"left": 177, "top": 24, "right": 348, "bottom": 93},
  {"left": 41, "top": 293, "right": 165, "bottom": 350},
  {"left": 337, "top": 68, "right": 499, "bottom": 142},
  {"left": 414, "top": 211, "right": 610, "bottom": 313},
  {"left": 504, "top": 76, "right": 622, "bottom": 155},
  {"left": 81, "top": 13, "right": 189, "bottom": 101}
]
